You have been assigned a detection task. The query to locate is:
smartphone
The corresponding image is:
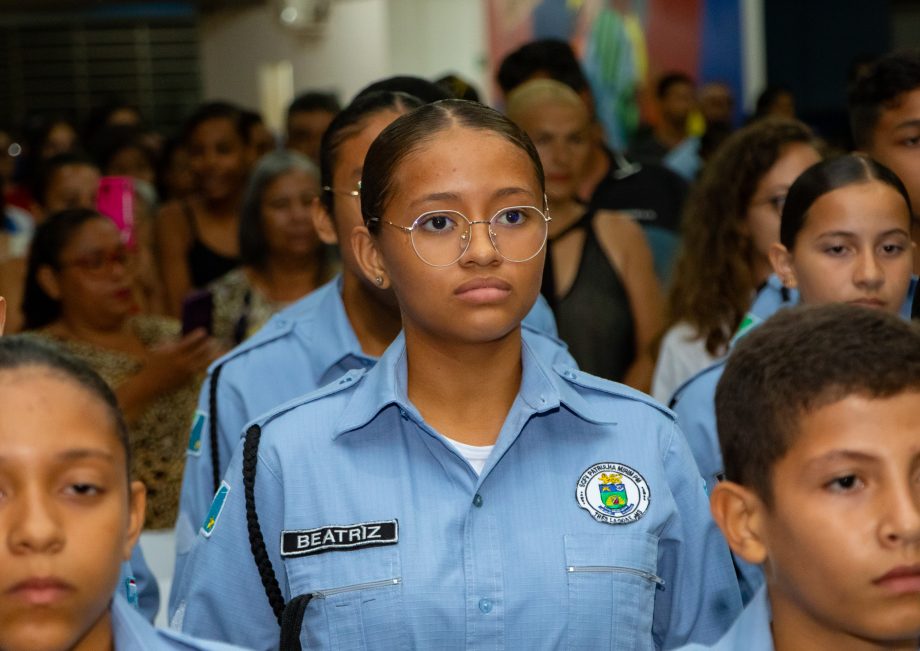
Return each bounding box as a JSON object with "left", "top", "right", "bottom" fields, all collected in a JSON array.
[
  {"left": 97, "top": 176, "right": 136, "bottom": 248},
  {"left": 180, "top": 289, "right": 214, "bottom": 336}
]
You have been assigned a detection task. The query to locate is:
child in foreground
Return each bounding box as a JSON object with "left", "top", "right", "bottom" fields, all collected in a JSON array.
[
  {"left": 0, "top": 337, "right": 245, "bottom": 651},
  {"left": 680, "top": 303, "right": 920, "bottom": 650}
]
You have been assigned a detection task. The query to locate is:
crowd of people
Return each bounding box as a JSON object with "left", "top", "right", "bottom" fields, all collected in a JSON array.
[{"left": 0, "top": 37, "right": 918, "bottom": 651}]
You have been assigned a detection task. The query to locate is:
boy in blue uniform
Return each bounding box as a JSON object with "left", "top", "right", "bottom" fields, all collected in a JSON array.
[
  {"left": 680, "top": 304, "right": 920, "bottom": 650},
  {"left": 0, "top": 337, "right": 245, "bottom": 651},
  {"left": 172, "top": 99, "right": 740, "bottom": 650}
]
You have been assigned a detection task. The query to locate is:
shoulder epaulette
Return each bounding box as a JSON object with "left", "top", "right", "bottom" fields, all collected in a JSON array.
[
  {"left": 553, "top": 364, "right": 676, "bottom": 421},
  {"left": 250, "top": 367, "right": 368, "bottom": 431},
  {"left": 205, "top": 313, "right": 298, "bottom": 375},
  {"left": 668, "top": 359, "right": 727, "bottom": 407}
]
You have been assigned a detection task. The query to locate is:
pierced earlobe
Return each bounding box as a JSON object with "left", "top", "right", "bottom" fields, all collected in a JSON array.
[{"left": 374, "top": 276, "right": 384, "bottom": 287}]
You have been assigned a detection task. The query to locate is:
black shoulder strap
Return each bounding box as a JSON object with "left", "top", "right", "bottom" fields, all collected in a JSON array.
[
  {"left": 208, "top": 362, "right": 224, "bottom": 494},
  {"left": 242, "top": 423, "right": 287, "bottom": 625}
]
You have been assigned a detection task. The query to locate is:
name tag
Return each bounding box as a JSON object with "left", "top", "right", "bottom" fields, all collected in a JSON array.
[{"left": 281, "top": 520, "right": 398, "bottom": 558}]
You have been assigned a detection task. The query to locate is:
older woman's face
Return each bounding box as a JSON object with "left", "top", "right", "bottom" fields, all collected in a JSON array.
[{"left": 260, "top": 169, "right": 322, "bottom": 259}]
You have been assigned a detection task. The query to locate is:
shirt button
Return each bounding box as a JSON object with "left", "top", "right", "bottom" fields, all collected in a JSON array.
[
  {"left": 275, "top": 319, "right": 286, "bottom": 328},
  {"left": 478, "top": 598, "right": 492, "bottom": 613},
  {"left": 399, "top": 409, "right": 409, "bottom": 420},
  {"left": 472, "top": 494, "right": 483, "bottom": 507}
]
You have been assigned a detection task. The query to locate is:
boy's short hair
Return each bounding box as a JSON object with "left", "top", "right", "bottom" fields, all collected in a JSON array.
[
  {"left": 716, "top": 304, "right": 920, "bottom": 505},
  {"left": 848, "top": 50, "right": 920, "bottom": 150}
]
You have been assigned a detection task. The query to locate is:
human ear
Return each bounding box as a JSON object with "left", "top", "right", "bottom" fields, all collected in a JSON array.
[
  {"left": 36, "top": 265, "right": 63, "bottom": 300},
  {"left": 312, "top": 200, "right": 339, "bottom": 246},
  {"left": 122, "top": 480, "right": 146, "bottom": 560},
  {"left": 351, "top": 225, "right": 389, "bottom": 289},
  {"left": 768, "top": 242, "right": 797, "bottom": 289},
  {"left": 709, "top": 481, "right": 768, "bottom": 565}
]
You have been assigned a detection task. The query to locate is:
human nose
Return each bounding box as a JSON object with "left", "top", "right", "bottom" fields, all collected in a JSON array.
[
  {"left": 853, "top": 248, "right": 884, "bottom": 289},
  {"left": 8, "top": 485, "right": 64, "bottom": 555},
  {"left": 878, "top": 479, "right": 920, "bottom": 548},
  {"left": 459, "top": 219, "right": 500, "bottom": 266}
]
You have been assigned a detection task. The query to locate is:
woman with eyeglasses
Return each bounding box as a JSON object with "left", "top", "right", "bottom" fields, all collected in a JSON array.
[
  {"left": 173, "top": 100, "right": 741, "bottom": 650},
  {"left": 21, "top": 208, "right": 219, "bottom": 531},
  {"left": 652, "top": 118, "right": 822, "bottom": 403},
  {"left": 206, "top": 150, "right": 335, "bottom": 348}
]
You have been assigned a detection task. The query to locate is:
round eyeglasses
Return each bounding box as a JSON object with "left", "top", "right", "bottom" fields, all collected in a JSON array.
[{"left": 376, "top": 205, "right": 551, "bottom": 267}]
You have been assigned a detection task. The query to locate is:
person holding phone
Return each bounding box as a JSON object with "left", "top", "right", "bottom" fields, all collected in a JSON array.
[
  {"left": 172, "top": 99, "right": 740, "bottom": 650},
  {"left": 21, "top": 208, "right": 219, "bottom": 531}
]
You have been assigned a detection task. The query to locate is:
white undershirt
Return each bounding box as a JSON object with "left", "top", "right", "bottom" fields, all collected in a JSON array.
[{"left": 442, "top": 436, "right": 494, "bottom": 475}]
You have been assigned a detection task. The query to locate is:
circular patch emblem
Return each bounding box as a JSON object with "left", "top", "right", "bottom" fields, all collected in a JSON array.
[{"left": 576, "top": 462, "right": 650, "bottom": 524}]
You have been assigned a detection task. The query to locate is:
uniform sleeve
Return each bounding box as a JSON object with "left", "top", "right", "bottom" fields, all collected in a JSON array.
[
  {"left": 671, "top": 372, "right": 723, "bottom": 496},
  {"left": 653, "top": 420, "right": 742, "bottom": 649},
  {"left": 172, "top": 361, "right": 254, "bottom": 607},
  {"left": 171, "top": 375, "right": 216, "bottom": 614},
  {"left": 170, "top": 434, "right": 288, "bottom": 651}
]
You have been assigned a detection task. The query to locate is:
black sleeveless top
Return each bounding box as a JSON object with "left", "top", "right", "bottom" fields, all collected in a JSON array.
[
  {"left": 542, "top": 210, "right": 635, "bottom": 381},
  {"left": 184, "top": 201, "right": 240, "bottom": 288}
]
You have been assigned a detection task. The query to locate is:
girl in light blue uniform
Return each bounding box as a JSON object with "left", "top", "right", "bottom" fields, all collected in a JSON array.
[
  {"left": 172, "top": 100, "right": 741, "bottom": 650},
  {"left": 0, "top": 337, "right": 246, "bottom": 651}
]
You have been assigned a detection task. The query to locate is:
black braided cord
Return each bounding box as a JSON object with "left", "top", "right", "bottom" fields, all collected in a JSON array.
[
  {"left": 280, "top": 594, "right": 313, "bottom": 651},
  {"left": 208, "top": 363, "right": 224, "bottom": 494},
  {"left": 242, "top": 423, "right": 287, "bottom": 625}
]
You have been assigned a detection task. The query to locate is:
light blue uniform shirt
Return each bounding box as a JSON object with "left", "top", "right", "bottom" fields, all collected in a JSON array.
[
  {"left": 675, "top": 587, "right": 773, "bottom": 651},
  {"left": 670, "top": 275, "right": 918, "bottom": 603},
  {"left": 171, "top": 333, "right": 741, "bottom": 650},
  {"left": 119, "top": 544, "right": 159, "bottom": 622},
  {"left": 111, "top": 593, "right": 248, "bottom": 650},
  {"left": 172, "top": 275, "right": 568, "bottom": 603}
]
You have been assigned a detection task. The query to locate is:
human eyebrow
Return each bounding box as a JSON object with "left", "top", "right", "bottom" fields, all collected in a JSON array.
[
  {"left": 56, "top": 449, "right": 116, "bottom": 463},
  {"left": 875, "top": 228, "right": 911, "bottom": 239},
  {"left": 408, "top": 191, "right": 462, "bottom": 210},
  {"left": 892, "top": 119, "right": 920, "bottom": 132},
  {"left": 804, "top": 449, "right": 879, "bottom": 473},
  {"left": 493, "top": 186, "right": 535, "bottom": 201}
]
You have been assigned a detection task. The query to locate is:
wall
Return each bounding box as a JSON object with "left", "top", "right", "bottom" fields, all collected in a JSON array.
[{"left": 199, "top": 0, "right": 489, "bottom": 126}]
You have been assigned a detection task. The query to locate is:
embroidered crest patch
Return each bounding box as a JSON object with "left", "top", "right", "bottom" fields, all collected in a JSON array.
[
  {"left": 281, "top": 520, "right": 398, "bottom": 558},
  {"left": 576, "top": 462, "right": 650, "bottom": 524},
  {"left": 186, "top": 410, "right": 206, "bottom": 457},
  {"left": 201, "top": 480, "right": 230, "bottom": 537}
]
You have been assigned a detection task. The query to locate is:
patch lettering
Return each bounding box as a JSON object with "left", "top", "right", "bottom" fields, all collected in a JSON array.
[
  {"left": 576, "top": 462, "right": 650, "bottom": 525},
  {"left": 200, "top": 480, "right": 230, "bottom": 537},
  {"left": 281, "top": 520, "right": 398, "bottom": 558},
  {"left": 186, "top": 410, "right": 206, "bottom": 457}
]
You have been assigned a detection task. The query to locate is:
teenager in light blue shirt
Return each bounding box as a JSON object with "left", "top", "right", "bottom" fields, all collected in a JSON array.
[
  {"left": 0, "top": 338, "right": 246, "bottom": 651},
  {"left": 679, "top": 305, "right": 920, "bottom": 650},
  {"left": 671, "top": 155, "right": 917, "bottom": 603},
  {"left": 171, "top": 92, "right": 566, "bottom": 593},
  {"left": 171, "top": 99, "right": 741, "bottom": 650}
]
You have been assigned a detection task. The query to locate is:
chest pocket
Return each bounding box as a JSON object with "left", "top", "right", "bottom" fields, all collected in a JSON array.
[
  {"left": 289, "top": 546, "right": 408, "bottom": 651},
  {"left": 564, "top": 532, "right": 661, "bottom": 651}
]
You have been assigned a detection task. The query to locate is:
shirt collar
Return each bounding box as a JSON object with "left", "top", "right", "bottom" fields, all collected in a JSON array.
[
  {"left": 111, "top": 593, "right": 157, "bottom": 648},
  {"left": 304, "top": 275, "right": 376, "bottom": 377},
  {"left": 332, "top": 332, "right": 614, "bottom": 439}
]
